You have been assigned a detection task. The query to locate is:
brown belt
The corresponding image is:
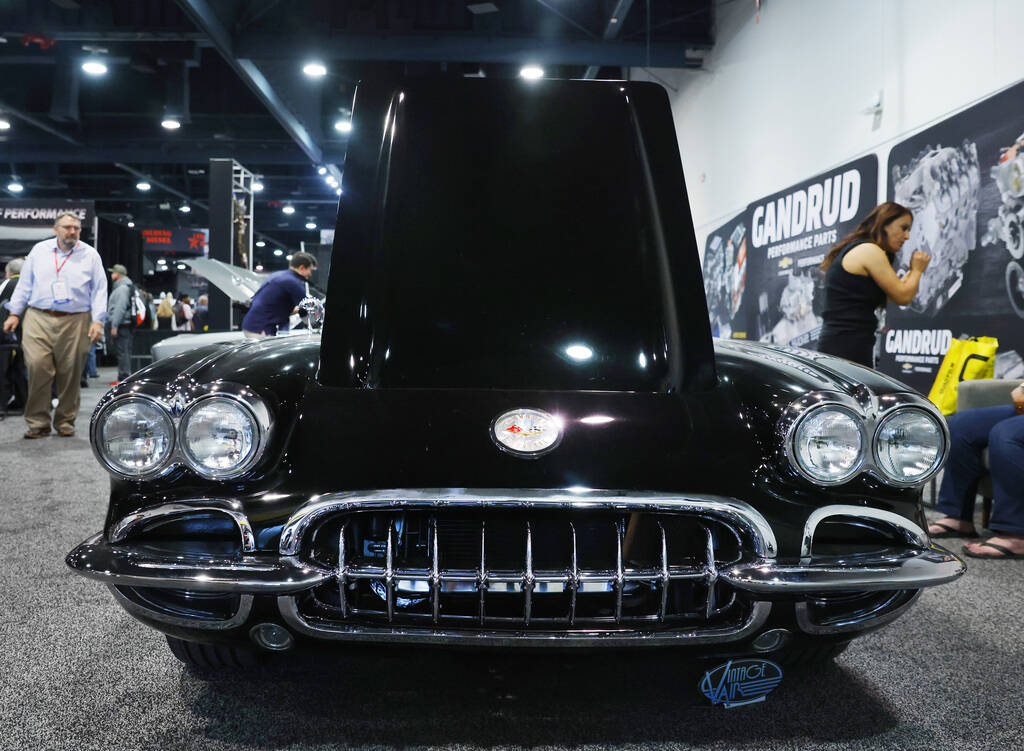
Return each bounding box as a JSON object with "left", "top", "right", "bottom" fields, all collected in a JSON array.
[{"left": 30, "top": 306, "right": 76, "bottom": 318}]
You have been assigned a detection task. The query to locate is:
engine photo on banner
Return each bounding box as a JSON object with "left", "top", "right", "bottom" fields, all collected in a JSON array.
[
  {"left": 890, "top": 140, "right": 981, "bottom": 316},
  {"left": 744, "top": 155, "right": 879, "bottom": 350},
  {"left": 877, "top": 79, "right": 1024, "bottom": 393},
  {"left": 981, "top": 130, "right": 1024, "bottom": 318},
  {"left": 702, "top": 216, "right": 748, "bottom": 339}
]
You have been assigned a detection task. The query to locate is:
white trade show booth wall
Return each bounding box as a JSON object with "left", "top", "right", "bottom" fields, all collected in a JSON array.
[{"left": 634, "top": 0, "right": 1024, "bottom": 258}]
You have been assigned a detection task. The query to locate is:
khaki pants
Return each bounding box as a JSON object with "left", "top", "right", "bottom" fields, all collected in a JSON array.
[{"left": 21, "top": 309, "right": 91, "bottom": 432}]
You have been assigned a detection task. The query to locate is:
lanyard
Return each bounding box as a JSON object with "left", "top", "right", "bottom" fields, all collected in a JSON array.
[{"left": 54, "top": 243, "right": 77, "bottom": 276}]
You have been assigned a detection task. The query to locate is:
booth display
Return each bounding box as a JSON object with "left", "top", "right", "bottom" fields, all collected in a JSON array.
[{"left": 65, "top": 79, "right": 962, "bottom": 686}]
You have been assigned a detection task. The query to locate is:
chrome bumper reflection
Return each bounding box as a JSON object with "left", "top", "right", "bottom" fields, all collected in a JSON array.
[
  {"left": 65, "top": 534, "right": 332, "bottom": 593},
  {"left": 720, "top": 547, "right": 964, "bottom": 593}
]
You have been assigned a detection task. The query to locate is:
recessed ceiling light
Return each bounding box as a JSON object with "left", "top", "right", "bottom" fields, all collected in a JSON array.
[
  {"left": 7, "top": 181, "right": 23, "bottom": 192},
  {"left": 519, "top": 65, "right": 544, "bottom": 80},
  {"left": 161, "top": 118, "right": 181, "bottom": 130},
  {"left": 179, "top": 204, "right": 191, "bottom": 213},
  {"left": 127, "top": 221, "right": 135, "bottom": 228},
  {"left": 82, "top": 60, "right": 108, "bottom": 76},
  {"left": 0, "top": 119, "right": 11, "bottom": 130},
  {"left": 256, "top": 240, "right": 266, "bottom": 247},
  {"left": 273, "top": 249, "right": 284, "bottom": 256},
  {"left": 252, "top": 181, "right": 264, "bottom": 192},
  {"left": 334, "top": 120, "right": 352, "bottom": 133},
  {"left": 136, "top": 182, "right": 151, "bottom": 191},
  {"left": 305, "top": 222, "right": 317, "bottom": 230},
  {"left": 317, "top": 167, "right": 327, "bottom": 175},
  {"left": 282, "top": 205, "right": 295, "bottom": 215},
  {"left": 303, "top": 62, "right": 327, "bottom": 78}
]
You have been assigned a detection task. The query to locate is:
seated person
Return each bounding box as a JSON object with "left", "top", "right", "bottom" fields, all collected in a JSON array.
[{"left": 927, "top": 383, "right": 1024, "bottom": 559}]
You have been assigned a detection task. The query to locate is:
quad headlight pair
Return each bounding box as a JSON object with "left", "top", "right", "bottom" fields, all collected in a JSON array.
[
  {"left": 92, "top": 390, "right": 269, "bottom": 480},
  {"left": 786, "top": 398, "right": 946, "bottom": 487}
]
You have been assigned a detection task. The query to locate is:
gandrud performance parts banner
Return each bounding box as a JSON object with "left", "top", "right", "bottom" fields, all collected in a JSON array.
[
  {"left": 876, "top": 79, "right": 1024, "bottom": 393},
  {"left": 701, "top": 156, "right": 879, "bottom": 348}
]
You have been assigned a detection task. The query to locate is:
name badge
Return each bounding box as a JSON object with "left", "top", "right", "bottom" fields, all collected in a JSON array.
[{"left": 51, "top": 280, "right": 71, "bottom": 304}]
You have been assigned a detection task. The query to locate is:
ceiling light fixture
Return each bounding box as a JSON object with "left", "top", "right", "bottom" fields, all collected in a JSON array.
[
  {"left": 519, "top": 65, "right": 544, "bottom": 80},
  {"left": 7, "top": 180, "right": 24, "bottom": 193},
  {"left": 317, "top": 167, "right": 327, "bottom": 175},
  {"left": 282, "top": 205, "right": 295, "bottom": 215},
  {"left": 334, "top": 119, "right": 352, "bottom": 133},
  {"left": 81, "top": 59, "right": 108, "bottom": 76},
  {"left": 161, "top": 118, "right": 181, "bottom": 130},
  {"left": 0, "top": 118, "right": 11, "bottom": 130},
  {"left": 255, "top": 264, "right": 264, "bottom": 271},
  {"left": 127, "top": 221, "right": 135, "bottom": 228},
  {"left": 305, "top": 221, "right": 317, "bottom": 230},
  {"left": 336, "top": 188, "right": 342, "bottom": 196},
  {"left": 256, "top": 240, "right": 266, "bottom": 248},
  {"left": 252, "top": 181, "right": 264, "bottom": 192},
  {"left": 273, "top": 248, "right": 284, "bottom": 256},
  {"left": 179, "top": 203, "right": 191, "bottom": 213},
  {"left": 302, "top": 62, "right": 327, "bottom": 78},
  {"left": 136, "top": 181, "right": 151, "bottom": 191}
]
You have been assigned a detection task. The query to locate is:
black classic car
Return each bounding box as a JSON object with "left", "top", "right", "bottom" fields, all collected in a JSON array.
[{"left": 67, "top": 78, "right": 963, "bottom": 698}]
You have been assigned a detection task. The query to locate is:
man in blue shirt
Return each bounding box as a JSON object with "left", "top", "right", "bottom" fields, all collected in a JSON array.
[
  {"left": 241, "top": 251, "right": 316, "bottom": 337},
  {"left": 2, "top": 212, "right": 106, "bottom": 438}
]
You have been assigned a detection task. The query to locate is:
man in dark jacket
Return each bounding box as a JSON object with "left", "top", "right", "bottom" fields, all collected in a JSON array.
[
  {"left": 241, "top": 252, "right": 316, "bottom": 337},
  {"left": 0, "top": 258, "right": 27, "bottom": 412},
  {"left": 106, "top": 264, "right": 134, "bottom": 383}
]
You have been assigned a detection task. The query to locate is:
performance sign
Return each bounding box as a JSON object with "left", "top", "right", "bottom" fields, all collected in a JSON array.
[
  {"left": 0, "top": 199, "right": 94, "bottom": 230},
  {"left": 876, "top": 79, "right": 1024, "bottom": 392}
]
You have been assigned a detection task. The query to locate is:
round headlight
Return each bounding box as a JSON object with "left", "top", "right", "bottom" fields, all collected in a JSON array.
[
  {"left": 792, "top": 407, "right": 865, "bottom": 484},
  {"left": 180, "top": 397, "right": 259, "bottom": 478},
  {"left": 874, "top": 409, "right": 944, "bottom": 484},
  {"left": 97, "top": 398, "right": 174, "bottom": 476}
]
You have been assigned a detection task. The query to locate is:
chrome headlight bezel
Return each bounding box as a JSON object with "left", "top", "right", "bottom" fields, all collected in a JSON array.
[
  {"left": 91, "top": 394, "right": 177, "bottom": 480},
  {"left": 786, "top": 403, "right": 868, "bottom": 486},
  {"left": 780, "top": 390, "right": 948, "bottom": 488},
  {"left": 871, "top": 406, "right": 947, "bottom": 488},
  {"left": 90, "top": 383, "right": 272, "bottom": 481},
  {"left": 178, "top": 393, "right": 270, "bottom": 480}
]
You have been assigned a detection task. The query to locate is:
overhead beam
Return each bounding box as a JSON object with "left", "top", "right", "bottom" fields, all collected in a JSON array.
[
  {"left": 234, "top": 32, "right": 710, "bottom": 66},
  {"left": 0, "top": 145, "right": 346, "bottom": 165},
  {"left": 0, "top": 101, "right": 82, "bottom": 145},
  {"left": 114, "top": 163, "right": 208, "bottom": 210},
  {"left": 583, "top": 0, "right": 635, "bottom": 79},
  {"left": 175, "top": 0, "right": 325, "bottom": 165},
  {"left": 0, "top": 30, "right": 209, "bottom": 43}
]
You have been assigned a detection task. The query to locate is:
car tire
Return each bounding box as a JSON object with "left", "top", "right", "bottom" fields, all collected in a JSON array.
[
  {"left": 165, "top": 635, "right": 262, "bottom": 671},
  {"left": 775, "top": 639, "right": 851, "bottom": 669}
]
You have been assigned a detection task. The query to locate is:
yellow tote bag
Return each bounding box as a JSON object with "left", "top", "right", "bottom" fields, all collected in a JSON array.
[{"left": 927, "top": 336, "right": 999, "bottom": 415}]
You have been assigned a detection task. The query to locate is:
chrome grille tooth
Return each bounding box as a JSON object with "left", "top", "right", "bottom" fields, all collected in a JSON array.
[
  {"left": 385, "top": 518, "right": 395, "bottom": 623},
  {"left": 658, "top": 521, "right": 669, "bottom": 623},
  {"left": 523, "top": 521, "right": 534, "bottom": 626},
  {"left": 614, "top": 518, "right": 624, "bottom": 624},
  {"left": 704, "top": 524, "right": 718, "bottom": 621},
  {"left": 338, "top": 521, "right": 348, "bottom": 618},
  {"left": 568, "top": 522, "right": 578, "bottom": 625},
  {"left": 478, "top": 520, "right": 486, "bottom": 625},
  {"left": 430, "top": 516, "right": 440, "bottom": 624}
]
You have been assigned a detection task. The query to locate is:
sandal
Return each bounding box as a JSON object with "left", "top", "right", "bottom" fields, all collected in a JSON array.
[
  {"left": 928, "top": 521, "right": 979, "bottom": 539},
  {"left": 961, "top": 541, "right": 1024, "bottom": 560}
]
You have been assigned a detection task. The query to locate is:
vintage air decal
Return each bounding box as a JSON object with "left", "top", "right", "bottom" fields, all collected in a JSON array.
[{"left": 699, "top": 659, "right": 782, "bottom": 708}]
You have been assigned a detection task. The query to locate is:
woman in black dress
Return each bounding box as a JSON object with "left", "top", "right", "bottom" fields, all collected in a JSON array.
[{"left": 817, "top": 201, "right": 930, "bottom": 367}]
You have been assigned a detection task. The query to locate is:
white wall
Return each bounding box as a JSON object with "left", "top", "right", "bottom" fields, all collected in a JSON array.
[{"left": 633, "top": 0, "right": 1024, "bottom": 256}]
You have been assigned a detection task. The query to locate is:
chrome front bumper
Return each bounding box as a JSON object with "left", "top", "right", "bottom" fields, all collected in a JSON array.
[{"left": 65, "top": 493, "right": 966, "bottom": 642}]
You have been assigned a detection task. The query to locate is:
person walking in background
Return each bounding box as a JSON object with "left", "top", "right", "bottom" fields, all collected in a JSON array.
[
  {"left": 173, "top": 294, "right": 194, "bottom": 332},
  {"left": 0, "top": 258, "right": 28, "bottom": 412},
  {"left": 242, "top": 251, "right": 316, "bottom": 338},
  {"left": 1, "top": 212, "right": 105, "bottom": 438},
  {"left": 194, "top": 294, "right": 208, "bottom": 332},
  {"left": 105, "top": 263, "right": 135, "bottom": 384},
  {"left": 155, "top": 294, "right": 174, "bottom": 330},
  {"left": 816, "top": 202, "right": 930, "bottom": 368}
]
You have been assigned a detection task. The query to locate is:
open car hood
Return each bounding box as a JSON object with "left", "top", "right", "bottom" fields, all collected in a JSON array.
[{"left": 181, "top": 258, "right": 265, "bottom": 303}]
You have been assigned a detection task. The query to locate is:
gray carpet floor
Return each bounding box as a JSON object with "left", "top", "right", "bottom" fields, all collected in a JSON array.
[{"left": 1, "top": 367, "right": 1021, "bottom": 751}]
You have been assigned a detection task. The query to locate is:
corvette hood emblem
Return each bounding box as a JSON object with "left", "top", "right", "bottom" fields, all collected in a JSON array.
[{"left": 492, "top": 408, "right": 563, "bottom": 457}]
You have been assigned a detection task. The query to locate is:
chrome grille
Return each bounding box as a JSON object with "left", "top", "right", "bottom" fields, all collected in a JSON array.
[{"left": 296, "top": 509, "right": 754, "bottom": 631}]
